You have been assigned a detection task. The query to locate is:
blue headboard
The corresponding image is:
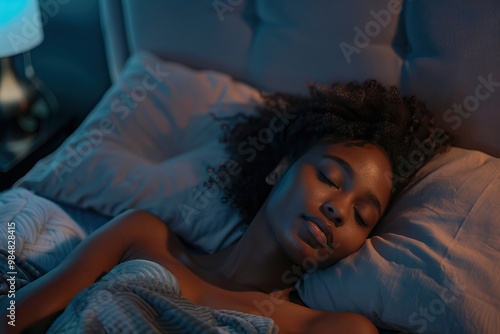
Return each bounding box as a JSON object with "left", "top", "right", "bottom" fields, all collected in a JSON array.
[{"left": 98, "top": 0, "right": 500, "bottom": 157}]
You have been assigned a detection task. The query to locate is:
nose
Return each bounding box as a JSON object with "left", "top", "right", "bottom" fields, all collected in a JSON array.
[{"left": 321, "top": 202, "right": 344, "bottom": 227}]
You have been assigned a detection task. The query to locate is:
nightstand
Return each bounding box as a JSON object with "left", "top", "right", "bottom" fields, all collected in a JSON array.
[{"left": 0, "top": 112, "right": 77, "bottom": 191}]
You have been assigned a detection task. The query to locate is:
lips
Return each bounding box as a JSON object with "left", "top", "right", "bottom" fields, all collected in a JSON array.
[{"left": 302, "top": 214, "right": 334, "bottom": 248}]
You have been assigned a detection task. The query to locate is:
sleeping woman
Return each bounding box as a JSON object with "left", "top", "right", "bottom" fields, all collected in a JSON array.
[{"left": 0, "top": 80, "right": 452, "bottom": 333}]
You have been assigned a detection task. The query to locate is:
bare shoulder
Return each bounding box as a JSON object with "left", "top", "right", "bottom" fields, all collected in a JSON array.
[
  {"left": 271, "top": 297, "right": 378, "bottom": 334},
  {"left": 111, "top": 209, "right": 169, "bottom": 242},
  {"left": 205, "top": 285, "right": 378, "bottom": 334},
  {"left": 304, "top": 311, "right": 379, "bottom": 334},
  {"left": 270, "top": 301, "right": 378, "bottom": 334},
  {"left": 114, "top": 208, "right": 164, "bottom": 226},
  {"left": 111, "top": 209, "right": 183, "bottom": 262}
]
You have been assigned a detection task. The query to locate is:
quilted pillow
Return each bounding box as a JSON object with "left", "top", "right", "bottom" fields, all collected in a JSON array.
[{"left": 0, "top": 188, "right": 87, "bottom": 274}]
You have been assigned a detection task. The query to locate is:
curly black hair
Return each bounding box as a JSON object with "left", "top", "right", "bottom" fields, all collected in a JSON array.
[{"left": 209, "top": 79, "right": 453, "bottom": 225}]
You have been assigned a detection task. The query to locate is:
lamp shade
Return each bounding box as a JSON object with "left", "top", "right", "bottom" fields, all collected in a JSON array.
[{"left": 0, "top": 0, "right": 44, "bottom": 57}]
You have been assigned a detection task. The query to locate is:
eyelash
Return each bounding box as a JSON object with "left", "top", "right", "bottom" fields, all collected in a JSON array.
[
  {"left": 354, "top": 208, "right": 369, "bottom": 228},
  {"left": 316, "top": 170, "right": 369, "bottom": 228},
  {"left": 316, "top": 170, "right": 339, "bottom": 189}
]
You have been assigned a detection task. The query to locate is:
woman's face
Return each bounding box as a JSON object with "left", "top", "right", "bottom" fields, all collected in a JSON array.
[{"left": 264, "top": 140, "right": 392, "bottom": 268}]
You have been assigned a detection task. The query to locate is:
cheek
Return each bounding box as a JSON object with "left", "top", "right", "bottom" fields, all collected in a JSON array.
[{"left": 331, "top": 228, "right": 371, "bottom": 262}]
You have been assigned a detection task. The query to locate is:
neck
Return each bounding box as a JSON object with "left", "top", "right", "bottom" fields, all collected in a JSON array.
[{"left": 186, "top": 204, "right": 298, "bottom": 293}]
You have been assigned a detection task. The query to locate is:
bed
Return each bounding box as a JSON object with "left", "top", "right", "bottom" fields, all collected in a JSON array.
[{"left": 1, "top": 0, "right": 499, "bottom": 333}]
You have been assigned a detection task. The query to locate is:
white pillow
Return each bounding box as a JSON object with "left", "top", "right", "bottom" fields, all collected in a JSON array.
[
  {"left": 15, "top": 51, "right": 263, "bottom": 253},
  {"left": 297, "top": 147, "right": 500, "bottom": 334}
]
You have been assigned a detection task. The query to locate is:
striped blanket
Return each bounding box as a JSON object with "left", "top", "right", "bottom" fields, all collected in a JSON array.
[{"left": 48, "top": 259, "right": 279, "bottom": 333}]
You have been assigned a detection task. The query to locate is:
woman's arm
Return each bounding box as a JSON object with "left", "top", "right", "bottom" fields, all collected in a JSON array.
[
  {"left": 202, "top": 286, "right": 378, "bottom": 334},
  {"left": 0, "top": 209, "right": 155, "bottom": 334}
]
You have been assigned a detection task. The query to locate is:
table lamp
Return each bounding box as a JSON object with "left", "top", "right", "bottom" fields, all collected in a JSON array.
[{"left": 0, "top": 0, "right": 56, "bottom": 135}]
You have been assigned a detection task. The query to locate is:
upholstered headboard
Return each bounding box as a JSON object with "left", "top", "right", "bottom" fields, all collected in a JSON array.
[{"left": 98, "top": 0, "right": 500, "bottom": 156}]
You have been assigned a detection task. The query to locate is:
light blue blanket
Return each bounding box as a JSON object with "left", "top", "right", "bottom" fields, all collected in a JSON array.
[{"left": 48, "top": 259, "right": 279, "bottom": 333}]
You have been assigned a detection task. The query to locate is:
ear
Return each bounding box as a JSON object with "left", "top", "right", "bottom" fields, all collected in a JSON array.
[{"left": 265, "top": 157, "right": 290, "bottom": 185}]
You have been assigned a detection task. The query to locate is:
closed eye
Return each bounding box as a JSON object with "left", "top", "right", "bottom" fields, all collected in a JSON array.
[
  {"left": 316, "top": 170, "right": 339, "bottom": 189},
  {"left": 317, "top": 169, "right": 369, "bottom": 228},
  {"left": 354, "top": 208, "right": 369, "bottom": 228}
]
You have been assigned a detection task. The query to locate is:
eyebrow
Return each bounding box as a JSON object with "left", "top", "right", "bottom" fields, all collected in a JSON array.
[
  {"left": 322, "top": 154, "right": 382, "bottom": 219},
  {"left": 322, "top": 154, "right": 355, "bottom": 180}
]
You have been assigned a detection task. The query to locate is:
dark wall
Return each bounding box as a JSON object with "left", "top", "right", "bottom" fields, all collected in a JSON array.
[{"left": 28, "top": 0, "right": 111, "bottom": 120}]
